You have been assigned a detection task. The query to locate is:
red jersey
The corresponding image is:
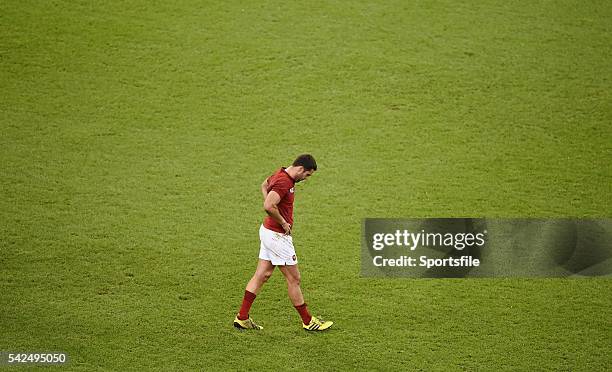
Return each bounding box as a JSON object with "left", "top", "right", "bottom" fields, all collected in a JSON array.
[{"left": 263, "top": 168, "right": 296, "bottom": 233}]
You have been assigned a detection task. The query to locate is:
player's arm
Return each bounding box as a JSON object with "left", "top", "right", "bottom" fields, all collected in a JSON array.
[
  {"left": 261, "top": 178, "right": 269, "bottom": 200},
  {"left": 263, "top": 191, "right": 291, "bottom": 235}
]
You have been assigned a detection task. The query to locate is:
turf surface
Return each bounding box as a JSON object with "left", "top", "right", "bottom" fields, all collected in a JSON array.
[{"left": 1, "top": 0, "right": 611, "bottom": 370}]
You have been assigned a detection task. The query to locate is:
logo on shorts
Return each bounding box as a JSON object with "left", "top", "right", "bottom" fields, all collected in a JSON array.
[
  {"left": 292, "top": 255, "right": 297, "bottom": 261},
  {"left": 289, "top": 187, "right": 295, "bottom": 193}
]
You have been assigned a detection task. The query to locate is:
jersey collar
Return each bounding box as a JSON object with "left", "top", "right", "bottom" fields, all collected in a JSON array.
[{"left": 281, "top": 167, "right": 296, "bottom": 182}]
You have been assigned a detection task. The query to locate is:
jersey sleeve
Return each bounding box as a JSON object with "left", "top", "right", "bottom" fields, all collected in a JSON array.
[{"left": 268, "top": 177, "right": 291, "bottom": 199}]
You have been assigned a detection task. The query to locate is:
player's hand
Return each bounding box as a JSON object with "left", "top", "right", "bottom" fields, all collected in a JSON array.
[{"left": 282, "top": 222, "right": 292, "bottom": 235}]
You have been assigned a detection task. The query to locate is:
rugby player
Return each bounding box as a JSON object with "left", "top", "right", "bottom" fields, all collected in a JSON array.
[{"left": 233, "top": 154, "right": 333, "bottom": 331}]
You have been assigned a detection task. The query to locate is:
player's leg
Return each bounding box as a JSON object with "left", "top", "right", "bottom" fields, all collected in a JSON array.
[
  {"left": 278, "top": 264, "right": 304, "bottom": 306},
  {"left": 246, "top": 259, "right": 275, "bottom": 295},
  {"left": 235, "top": 259, "right": 275, "bottom": 330},
  {"left": 278, "top": 265, "right": 333, "bottom": 331}
]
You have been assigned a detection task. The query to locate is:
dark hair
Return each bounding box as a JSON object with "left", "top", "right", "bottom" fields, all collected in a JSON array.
[{"left": 293, "top": 154, "right": 317, "bottom": 171}]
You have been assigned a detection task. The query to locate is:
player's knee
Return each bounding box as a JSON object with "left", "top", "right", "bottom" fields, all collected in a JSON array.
[
  {"left": 263, "top": 271, "right": 273, "bottom": 282},
  {"left": 288, "top": 273, "right": 301, "bottom": 287},
  {"left": 258, "top": 271, "right": 272, "bottom": 283}
]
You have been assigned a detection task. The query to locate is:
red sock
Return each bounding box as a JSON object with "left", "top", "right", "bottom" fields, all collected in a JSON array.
[
  {"left": 238, "top": 290, "right": 256, "bottom": 320},
  {"left": 294, "top": 303, "right": 312, "bottom": 324}
]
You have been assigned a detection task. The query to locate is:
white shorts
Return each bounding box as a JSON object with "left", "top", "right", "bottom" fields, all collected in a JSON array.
[{"left": 258, "top": 224, "right": 298, "bottom": 266}]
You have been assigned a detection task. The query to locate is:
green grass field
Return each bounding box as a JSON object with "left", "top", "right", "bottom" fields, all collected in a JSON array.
[{"left": 1, "top": 1, "right": 611, "bottom": 370}]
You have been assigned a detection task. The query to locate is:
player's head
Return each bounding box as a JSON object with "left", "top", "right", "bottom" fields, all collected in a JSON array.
[{"left": 292, "top": 154, "right": 317, "bottom": 182}]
